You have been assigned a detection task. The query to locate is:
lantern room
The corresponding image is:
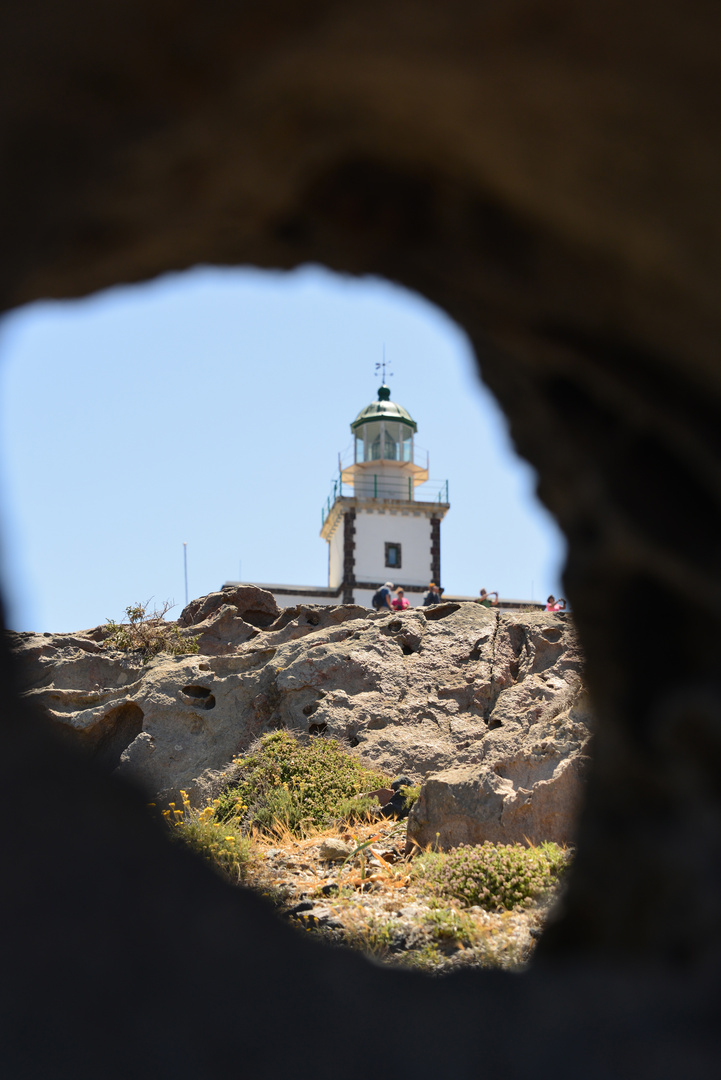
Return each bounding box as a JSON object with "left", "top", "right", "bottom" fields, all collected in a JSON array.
[{"left": 341, "top": 385, "right": 428, "bottom": 500}]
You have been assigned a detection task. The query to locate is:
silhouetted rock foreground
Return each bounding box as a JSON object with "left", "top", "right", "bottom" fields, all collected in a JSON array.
[
  {"left": 4, "top": 1, "right": 721, "bottom": 1073},
  {"left": 12, "top": 587, "right": 590, "bottom": 848}
]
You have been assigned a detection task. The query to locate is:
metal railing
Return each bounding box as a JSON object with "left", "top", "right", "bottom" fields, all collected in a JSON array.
[{"left": 322, "top": 475, "right": 449, "bottom": 525}]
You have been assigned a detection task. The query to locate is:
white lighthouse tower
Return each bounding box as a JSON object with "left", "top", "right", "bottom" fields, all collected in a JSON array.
[{"left": 320, "top": 383, "right": 450, "bottom": 605}]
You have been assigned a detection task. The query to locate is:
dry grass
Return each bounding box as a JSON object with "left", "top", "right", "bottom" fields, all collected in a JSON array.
[
  {"left": 239, "top": 817, "right": 561, "bottom": 973},
  {"left": 160, "top": 729, "right": 568, "bottom": 974}
]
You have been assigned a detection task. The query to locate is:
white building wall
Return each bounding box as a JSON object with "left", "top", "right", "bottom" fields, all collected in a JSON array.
[
  {"left": 353, "top": 508, "right": 433, "bottom": 586},
  {"left": 328, "top": 521, "right": 344, "bottom": 588},
  {"left": 269, "top": 591, "right": 339, "bottom": 607}
]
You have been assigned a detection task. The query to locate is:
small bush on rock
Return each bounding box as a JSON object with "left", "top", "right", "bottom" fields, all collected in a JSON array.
[
  {"left": 103, "top": 600, "right": 199, "bottom": 662},
  {"left": 216, "top": 730, "right": 390, "bottom": 837},
  {"left": 421, "top": 841, "right": 571, "bottom": 912}
]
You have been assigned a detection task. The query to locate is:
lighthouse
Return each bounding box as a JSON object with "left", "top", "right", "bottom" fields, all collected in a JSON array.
[
  {"left": 224, "top": 383, "right": 450, "bottom": 608},
  {"left": 320, "top": 384, "right": 450, "bottom": 606}
]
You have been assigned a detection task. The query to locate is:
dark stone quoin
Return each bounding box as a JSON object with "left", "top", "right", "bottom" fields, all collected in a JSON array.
[
  {"left": 342, "top": 506, "right": 356, "bottom": 605},
  {"left": 430, "top": 516, "right": 441, "bottom": 590}
]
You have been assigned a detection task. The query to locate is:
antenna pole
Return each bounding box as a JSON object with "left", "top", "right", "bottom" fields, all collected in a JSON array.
[{"left": 183, "top": 542, "right": 188, "bottom": 606}]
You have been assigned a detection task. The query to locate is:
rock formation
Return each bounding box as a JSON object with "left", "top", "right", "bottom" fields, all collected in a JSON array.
[{"left": 12, "top": 587, "right": 589, "bottom": 847}]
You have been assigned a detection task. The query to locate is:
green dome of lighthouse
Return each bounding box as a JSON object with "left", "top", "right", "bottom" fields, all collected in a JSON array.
[{"left": 351, "top": 385, "right": 417, "bottom": 432}]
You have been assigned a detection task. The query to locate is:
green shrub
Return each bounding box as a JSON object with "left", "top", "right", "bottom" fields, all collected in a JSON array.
[
  {"left": 399, "top": 784, "right": 421, "bottom": 812},
  {"left": 420, "top": 841, "right": 571, "bottom": 912},
  {"left": 216, "top": 730, "right": 390, "bottom": 837},
  {"left": 162, "top": 792, "right": 255, "bottom": 884},
  {"left": 332, "top": 793, "right": 383, "bottom": 824},
  {"left": 103, "top": 600, "right": 199, "bottom": 662}
]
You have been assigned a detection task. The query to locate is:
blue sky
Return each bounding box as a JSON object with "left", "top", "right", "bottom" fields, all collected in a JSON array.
[{"left": 0, "top": 265, "right": 565, "bottom": 632}]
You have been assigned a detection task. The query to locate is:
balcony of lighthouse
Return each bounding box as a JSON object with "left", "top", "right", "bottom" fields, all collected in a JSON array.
[{"left": 320, "top": 465, "right": 449, "bottom": 532}]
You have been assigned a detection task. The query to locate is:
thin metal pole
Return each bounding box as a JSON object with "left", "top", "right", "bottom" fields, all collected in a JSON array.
[{"left": 183, "top": 542, "right": 188, "bottom": 606}]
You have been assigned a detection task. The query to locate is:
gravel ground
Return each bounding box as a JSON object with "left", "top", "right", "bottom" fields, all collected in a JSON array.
[{"left": 241, "top": 819, "right": 561, "bottom": 974}]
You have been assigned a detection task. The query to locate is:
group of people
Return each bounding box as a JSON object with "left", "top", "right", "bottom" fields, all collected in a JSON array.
[
  {"left": 372, "top": 582, "right": 568, "bottom": 612},
  {"left": 372, "top": 581, "right": 443, "bottom": 610},
  {"left": 374, "top": 581, "right": 504, "bottom": 610}
]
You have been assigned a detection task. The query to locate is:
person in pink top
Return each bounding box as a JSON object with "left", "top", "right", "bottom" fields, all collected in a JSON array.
[
  {"left": 392, "top": 587, "right": 410, "bottom": 610},
  {"left": 546, "top": 594, "right": 567, "bottom": 612}
]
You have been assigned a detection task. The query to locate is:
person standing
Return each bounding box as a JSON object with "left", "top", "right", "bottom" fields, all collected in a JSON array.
[
  {"left": 392, "top": 587, "right": 410, "bottom": 610},
  {"left": 546, "top": 594, "right": 566, "bottom": 612},
  {"left": 476, "top": 588, "right": 499, "bottom": 608},
  {"left": 372, "top": 582, "right": 395, "bottom": 610},
  {"left": 423, "top": 582, "right": 441, "bottom": 606}
]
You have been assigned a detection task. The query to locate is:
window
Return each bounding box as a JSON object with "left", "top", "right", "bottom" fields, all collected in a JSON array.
[
  {"left": 364, "top": 421, "right": 383, "bottom": 461},
  {"left": 385, "top": 542, "right": 401, "bottom": 569},
  {"left": 383, "top": 426, "right": 398, "bottom": 460},
  {"left": 355, "top": 433, "right": 365, "bottom": 462}
]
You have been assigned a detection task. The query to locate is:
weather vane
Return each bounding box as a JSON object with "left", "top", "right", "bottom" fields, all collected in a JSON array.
[{"left": 375, "top": 347, "right": 393, "bottom": 385}]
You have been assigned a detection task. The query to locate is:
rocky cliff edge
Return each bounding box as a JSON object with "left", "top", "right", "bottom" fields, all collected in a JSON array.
[{"left": 10, "top": 586, "right": 591, "bottom": 848}]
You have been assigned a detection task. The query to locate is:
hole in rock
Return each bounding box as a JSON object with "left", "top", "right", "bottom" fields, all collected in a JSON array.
[
  {"left": 422, "top": 603, "right": 462, "bottom": 621},
  {"left": 0, "top": 266, "right": 564, "bottom": 634},
  {"left": 308, "top": 721, "right": 328, "bottom": 736},
  {"left": 242, "top": 609, "right": 277, "bottom": 629},
  {"left": 180, "top": 685, "right": 216, "bottom": 710},
  {"left": 508, "top": 623, "right": 527, "bottom": 656},
  {"left": 93, "top": 702, "right": 145, "bottom": 773}
]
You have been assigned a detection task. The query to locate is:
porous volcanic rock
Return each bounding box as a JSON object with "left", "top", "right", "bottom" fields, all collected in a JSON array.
[
  {"left": 176, "top": 586, "right": 282, "bottom": 655},
  {"left": 406, "top": 689, "right": 592, "bottom": 850},
  {"left": 11, "top": 590, "right": 589, "bottom": 840}
]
